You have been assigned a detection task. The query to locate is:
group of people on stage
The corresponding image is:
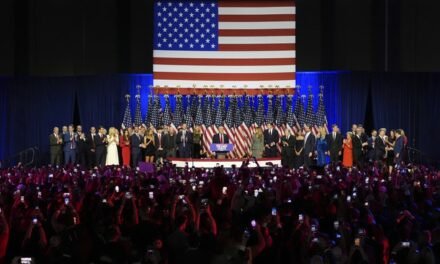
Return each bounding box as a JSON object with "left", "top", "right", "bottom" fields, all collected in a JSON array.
[
  {"left": 50, "top": 122, "right": 408, "bottom": 171},
  {"left": 49, "top": 123, "right": 208, "bottom": 168},
  {"left": 275, "top": 123, "right": 408, "bottom": 171}
]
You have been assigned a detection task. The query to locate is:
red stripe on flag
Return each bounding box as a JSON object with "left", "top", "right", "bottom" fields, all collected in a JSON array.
[
  {"left": 154, "top": 58, "right": 296, "bottom": 66},
  {"left": 219, "top": 14, "right": 296, "bottom": 22}
]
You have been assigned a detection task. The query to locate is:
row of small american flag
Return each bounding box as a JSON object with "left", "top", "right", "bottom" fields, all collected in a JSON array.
[{"left": 122, "top": 86, "right": 327, "bottom": 158}]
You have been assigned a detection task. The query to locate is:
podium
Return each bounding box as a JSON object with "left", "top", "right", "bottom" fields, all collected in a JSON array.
[{"left": 210, "top": 143, "right": 234, "bottom": 159}]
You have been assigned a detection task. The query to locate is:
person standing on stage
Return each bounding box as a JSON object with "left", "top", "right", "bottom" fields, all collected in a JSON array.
[
  {"left": 281, "top": 128, "right": 295, "bottom": 168},
  {"left": 143, "top": 128, "right": 156, "bottom": 163},
  {"left": 154, "top": 126, "right": 166, "bottom": 164},
  {"left": 63, "top": 124, "right": 77, "bottom": 165},
  {"left": 326, "top": 124, "right": 343, "bottom": 164},
  {"left": 303, "top": 124, "right": 316, "bottom": 168},
  {"left": 164, "top": 126, "right": 177, "bottom": 159},
  {"left": 375, "top": 128, "right": 387, "bottom": 165},
  {"left": 61, "top": 125, "right": 68, "bottom": 164},
  {"left": 105, "top": 127, "right": 119, "bottom": 166},
  {"left": 294, "top": 131, "right": 304, "bottom": 168},
  {"left": 95, "top": 126, "right": 107, "bottom": 167},
  {"left": 49, "top": 126, "right": 63, "bottom": 165},
  {"left": 130, "top": 126, "right": 143, "bottom": 168},
  {"left": 120, "top": 129, "right": 131, "bottom": 167},
  {"left": 263, "top": 123, "right": 279, "bottom": 157},
  {"left": 87, "top": 127, "right": 97, "bottom": 168},
  {"left": 212, "top": 125, "right": 229, "bottom": 159},
  {"left": 251, "top": 127, "right": 264, "bottom": 158},
  {"left": 352, "top": 127, "right": 364, "bottom": 167},
  {"left": 176, "top": 123, "right": 193, "bottom": 158},
  {"left": 316, "top": 127, "right": 328, "bottom": 167},
  {"left": 386, "top": 129, "right": 396, "bottom": 173},
  {"left": 76, "top": 125, "right": 88, "bottom": 167},
  {"left": 342, "top": 132, "right": 353, "bottom": 168},
  {"left": 367, "top": 129, "right": 377, "bottom": 162},
  {"left": 192, "top": 125, "right": 203, "bottom": 159},
  {"left": 394, "top": 129, "right": 404, "bottom": 165}
]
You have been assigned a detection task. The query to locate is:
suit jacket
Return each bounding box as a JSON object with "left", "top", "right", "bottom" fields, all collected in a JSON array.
[
  {"left": 375, "top": 136, "right": 386, "bottom": 160},
  {"left": 326, "top": 132, "right": 343, "bottom": 153},
  {"left": 87, "top": 133, "right": 97, "bottom": 150},
  {"left": 130, "top": 133, "right": 143, "bottom": 152},
  {"left": 95, "top": 133, "right": 107, "bottom": 151},
  {"left": 394, "top": 136, "right": 404, "bottom": 162},
  {"left": 281, "top": 135, "right": 295, "bottom": 156},
  {"left": 367, "top": 137, "right": 376, "bottom": 160},
  {"left": 163, "top": 134, "right": 176, "bottom": 150},
  {"left": 63, "top": 132, "right": 78, "bottom": 151},
  {"left": 176, "top": 130, "right": 193, "bottom": 148},
  {"left": 263, "top": 129, "right": 279, "bottom": 146},
  {"left": 49, "top": 134, "right": 62, "bottom": 152},
  {"left": 303, "top": 132, "right": 316, "bottom": 155},
  {"left": 212, "top": 133, "right": 229, "bottom": 144},
  {"left": 76, "top": 132, "right": 89, "bottom": 152},
  {"left": 352, "top": 135, "right": 363, "bottom": 158},
  {"left": 154, "top": 133, "right": 165, "bottom": 149}
]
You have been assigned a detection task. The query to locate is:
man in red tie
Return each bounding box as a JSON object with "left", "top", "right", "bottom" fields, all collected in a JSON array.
[{"left": 213, "top": 126, "right": 229, "bottom": 159}]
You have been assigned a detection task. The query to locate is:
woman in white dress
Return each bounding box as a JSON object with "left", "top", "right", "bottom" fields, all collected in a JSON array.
[{"left": 105, "top": 127, "right": 120, "bottom": 166}]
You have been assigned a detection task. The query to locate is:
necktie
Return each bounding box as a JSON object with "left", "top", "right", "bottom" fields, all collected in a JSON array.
[
  {"left": 158, "top": 134, "right": 162, "bottom": 148},
  {"left": 220, "top": 134, "right": 223, "bottom": 144}
]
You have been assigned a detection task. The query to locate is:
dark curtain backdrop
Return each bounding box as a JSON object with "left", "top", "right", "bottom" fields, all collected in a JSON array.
[{"left": 0, "top": 72, "right": 439, "bottom": 165}]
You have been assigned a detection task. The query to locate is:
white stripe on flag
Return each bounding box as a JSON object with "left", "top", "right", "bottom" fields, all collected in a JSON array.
[
  {"left": 219, "top": 21, "right": 296, "bottom": 30},
  {"left": 219, "top": 36, "right": 296, "bottom": 44},
  {"left": 154, "top": 65, "right": 295, "bottom": 73}
]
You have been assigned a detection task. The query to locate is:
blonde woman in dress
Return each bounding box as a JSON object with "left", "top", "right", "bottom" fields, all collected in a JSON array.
[{"left": 105, "top": 127, "right": 120, "bottom": 166}]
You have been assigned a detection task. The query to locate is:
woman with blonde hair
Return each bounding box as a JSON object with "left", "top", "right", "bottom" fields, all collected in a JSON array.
[
  {"left": 143, "top": 128, "right": 156, "bottom": 163},
  {"left": 250, "top": 127, "right": 264, "bottom": 158},
  {"left": 316, "top": 127, "right": 328, "bottom": 167},
  {"left": 105, "top": 127, "right": 120, "bottom": 166},
  {"left": 342, "top": 132, "right": 353, "bottom": 168}
]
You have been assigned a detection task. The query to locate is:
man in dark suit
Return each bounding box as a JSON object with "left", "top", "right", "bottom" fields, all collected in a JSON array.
[
  {"left": 326, "top": 124, "right": 343, "bottom": 163},
  {"left": 281, "top": 128, "right": 295, "bottom": 168},
  {"left": 163, "top": 126, "right": 177, "bottom": 159},
  {"left": 212, "top": 125, "right": 229, "bottom": 159},
  {"left": 76, "top": 125, "right": 89, "bottom": 167},
  {"left": 352, "top": 128, "right": 364, "bottom": 167},
  {"left": 264, "top": 123, "right": 279, "bottom": 157},
  {"left": 63, "top": 124, "right": 77, "bottom": 165},
  {"left": 367, "top": 129, "right": 378, "bottom": 162},
  {"left": 394, "top": 129, "right": 404, "bottom": 165},
  {"left": 49, "top": 126, "right": 63, "bottom": 165},
  {"left": 95, "top": 126, "right": 107, "bottom": 167},
  {"left": 87, "top": 127, "right": 97, "bottom": 168},
  {"left": 130, "top": 126, "right": 143, "bottom": 168},
  {"left": 303, "top": 124, "right": 316, "bottom": 168},
  {"left": 176, "top": 123, "right": 193, "bottom": 158},
  {"left": 375, "top": 128, "right": 387, "bottom": 164},
  {"left": 154, "top": 126, "right": 166, "bottom": 164}
]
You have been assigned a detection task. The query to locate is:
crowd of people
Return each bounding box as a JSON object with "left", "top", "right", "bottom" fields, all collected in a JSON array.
[
  {"left": 0, "top": 158, "right": 438, "bottom": 263},
  {"left": 49, "top": 123, "right": 408, "bottom": 172}
]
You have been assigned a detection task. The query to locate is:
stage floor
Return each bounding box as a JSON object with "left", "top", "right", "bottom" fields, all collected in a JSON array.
[{"left": 168, "top": 157, "right": 281, "bottom": 168}]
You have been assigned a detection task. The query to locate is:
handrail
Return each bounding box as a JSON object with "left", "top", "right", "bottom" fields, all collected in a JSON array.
[{"left": 2, "top": 147, "right": 37, "bottom": 168}]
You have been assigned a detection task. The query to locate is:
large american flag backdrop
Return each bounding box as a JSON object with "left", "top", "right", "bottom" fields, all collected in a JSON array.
[{"left": 153, "top": 0, "right": 296, "bottom": 95}]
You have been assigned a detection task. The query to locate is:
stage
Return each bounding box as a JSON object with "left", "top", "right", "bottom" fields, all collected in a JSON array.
[{"left": 168, "top": 157, "right": 282, "bottom": 168}]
